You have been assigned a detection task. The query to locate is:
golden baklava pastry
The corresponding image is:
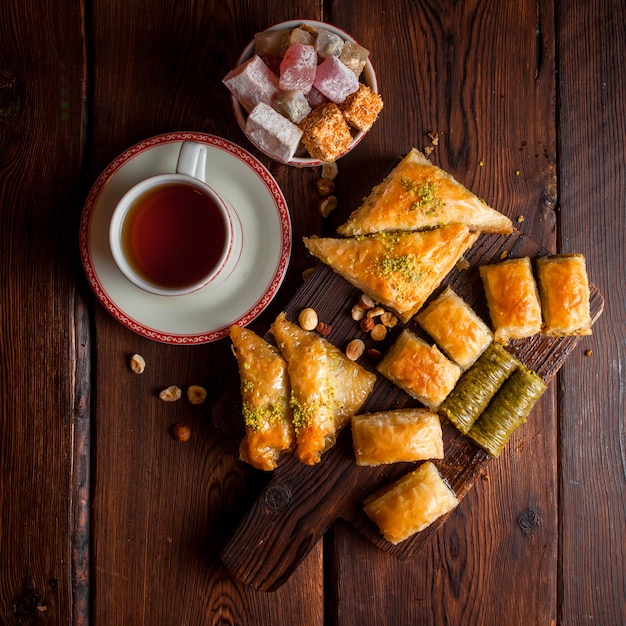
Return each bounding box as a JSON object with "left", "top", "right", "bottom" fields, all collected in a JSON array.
[
  {"left": 417, "top": 286, "right": 493, "bottom": 369},
  {"left": 479, "top": 257, "right": 543, "bottom": 344},
  {"left": 337, "top": 148, "right": 513, "bottom": 237},
  {"left": 229, "top": 325, "right": 295, "bottom": 471},
  {"left": 352, "top": 408, "right": 444, "bottom": 466},
  {"left": 271, "top": 313, "right": 376, "bottom": 465},
  {"left": 377, "top": 328, "right": 462, "bottom": 410},
  {"left": 304, "top": 224, "right": 478, "bottom": 323},
  {"left": 364, "top": 461, "right": 459, "bottom": 545},
  {"left": 536, "top": 254, "right": 592, "bottom": 336}
]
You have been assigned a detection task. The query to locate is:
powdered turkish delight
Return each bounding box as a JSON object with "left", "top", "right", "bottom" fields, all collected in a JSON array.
[
  {"left": 273, "top": 90, "right": 311, "bottom": 124},
  {"left": 315, "top": 28, "right": 344, "bottom": 59},
  {"left": 246, "top": 102, "right": 303, "bottom": 163},
  {"left": 339, "top": 40, "right": 370, "bottom": 78},
  {"left": 314, "top": 55, "right": 359, "bottom": 104},
  {"left": 223, "top": 55, "right": 280, "bottom": 113},
  {"left": 279, "top": 44, "right": 317, "bottom": 93}
]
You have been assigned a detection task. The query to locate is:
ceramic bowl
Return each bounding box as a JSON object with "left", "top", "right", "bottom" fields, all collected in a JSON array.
[{"left": 230, "top": 19, "right": 379, "bottom": 167}]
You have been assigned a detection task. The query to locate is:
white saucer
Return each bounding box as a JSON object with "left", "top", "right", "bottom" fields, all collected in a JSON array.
[{"left": 79, "top": 132, "right": 291, "bottom": 344}]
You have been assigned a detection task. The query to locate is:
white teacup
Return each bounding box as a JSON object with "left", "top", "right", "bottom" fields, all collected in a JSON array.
[{"left": 109, "top": 141, "right": 243, "bottom": 296}]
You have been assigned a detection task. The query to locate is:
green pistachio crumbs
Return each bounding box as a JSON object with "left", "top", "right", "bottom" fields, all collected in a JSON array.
[{"left": 400, "top": 176, "right": 443, "bottom": 215}]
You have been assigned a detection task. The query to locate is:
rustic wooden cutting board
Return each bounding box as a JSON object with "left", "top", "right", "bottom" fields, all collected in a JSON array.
[{"left": 213, "top": 229, "right": 604, "bottom": 592}]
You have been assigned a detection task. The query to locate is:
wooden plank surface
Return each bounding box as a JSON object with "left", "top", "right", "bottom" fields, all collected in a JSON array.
[
  {"left": 557, "top": 1, "right": 626, "bottom": 624},
  {"left": 0, "top": 0, "right": 624, "bottom": 624},
  {"left": 86, "top": 2, "right": 327, "bottom": 625},
  {"left": 0, "top": 2, "right": 86, "bottom": 624},
  {"left": 326, "top": 2, "right": 563, "bottom": 624}
]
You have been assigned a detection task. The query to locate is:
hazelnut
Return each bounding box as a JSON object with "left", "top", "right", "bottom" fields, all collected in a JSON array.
[
  {"left": 187, "top": 385, "right": 207, "bottom": 405},
  {"left": 359, "top": 317, "right": 375, "bottom": 333},
  {"left": 367, "top": 348, "right": 383, "bottom": 361},
  {"left": 298, "top": 307, "right": 319, "bottom": 331},
  {"left": 345, "top": 339, "right": 365, "bottom": 361},
  {"left": 366, "top": 306, "right": 386, "bottom": 319},
  {"left": 351, "top": 303, "right": 366, "bottom": 321},
  {"left": 130, "top": 353, "right": 146, "bottom": 374},
  {"left": 370, "top": 324, "right": 388, "bottom": 342},
  {"left": 319, "top": 195, "right": 337, "bottom": 217},
  {"left": 171, "top": 423, "right": 191, "bottom": 442},
  {"left": 159, "top": 385, "right": 182, "bottom": 402},
  {"left": 359, "top": 294, "right": 376, "bottom": 310},
  {"left": 380, "top": 312, "right": 398, "bottom": 328},
  {"left": 316, "top": 177, "right": 335, "bottom": 196},
  {"left": 316, "top": 321, "right": 332, "bottom": 336},
  {"left": 321, "top": 162, "right": 339, "bottom": 180}
]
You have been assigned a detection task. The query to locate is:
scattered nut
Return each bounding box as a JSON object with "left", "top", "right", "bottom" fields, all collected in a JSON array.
[
  {"left": 366, "top": 306, "right": 386, "bottom": 318},
  {"left": 359, "top": 293, "right": 376, "bottom": 310},
  {"left": 370, "top": 323, "right": 388, "bottom": 341},
  {"left": 319, "top": 195, "right": 338, "bottom": 217},
  {"left": 159, "top": 385, "right": 182, "bottom": 402},
  {"left": 187, "top": 385, "right": 207, "bottom": 405},
  {"left": 428, "top": 130, "right": 439, "bottom": 146},
  {"left": 321, "top": 162, "right": 339, "bottom": 180},
  {"left": 316, "top": 321, "right": 332, "bottom": 336},
  {"left": 298, "top": 307, "right": 319, "bottom": 331},
  {"left": 346, "top": 339, "right": 366, "bottom": 361},
  {"left": 316, "top": 177, "right": 335, "bottom": 196},
  {"left": 359, "top": 317, "right": 375, "bottom": 333},
  {"left": 517, "top": 215, "right": 525, "bottom": 223},
  {"left": 585, "top": 349, "right": 593, "bottom": 357},
  {"left": 456, "top": 256, "right": 470, "bottom": 271},
  {"left": 130, "top": 353, "right": 146, "bottom": 374},
  {"left": 171, "top": 423, "right": 191, "bottom": 442},
  {"left": 380, "top": 311, "right": 398, "bottom": 328},
  {"left": 367, "top": 348, "right": 383, "bottom": 361},
  {"left": 500, "top": 250, "right": 508, "bottom": 259},
  {"left": 424, "top": 145, "right": 434, "bottom": 156},
  {"left": 351, "top": 303, "right": 366, "bottom": 321}
]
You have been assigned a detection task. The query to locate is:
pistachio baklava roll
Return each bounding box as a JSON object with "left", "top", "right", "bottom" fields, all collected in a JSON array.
[
  {"left": 467, "top": 366, "right": 547, "bottom": 457},
  {"left": 438, "top": 343, "right": 520, "bottom": 434}
]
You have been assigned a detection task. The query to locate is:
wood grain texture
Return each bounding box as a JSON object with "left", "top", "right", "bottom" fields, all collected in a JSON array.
[
  {"left": 0, "top": 1, "right": 86, "bottom": 623},
  {"left": 87, "top": 2, "right": 328, "bottom": 625},
  {"left": 325, "top": 1, "right": 563, "bottom": 624},
  {"left": 557, "top": 1, "right": 626, "bottom": 624}
]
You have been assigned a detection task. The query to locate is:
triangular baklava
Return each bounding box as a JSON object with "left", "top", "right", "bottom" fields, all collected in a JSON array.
[
  {"left": 271, "top": 312, "right": 376, "bottom": 465},
  {"left": 337, "top": 148, "right": 513, "bottom": 236},
  {"left": 304, "top": 224, "right": 478, "bottom": 323}
]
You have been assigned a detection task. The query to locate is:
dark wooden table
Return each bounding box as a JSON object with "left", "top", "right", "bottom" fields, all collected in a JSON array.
[{"left": 2, "top": 1, "right": 624, "bottom": 624}]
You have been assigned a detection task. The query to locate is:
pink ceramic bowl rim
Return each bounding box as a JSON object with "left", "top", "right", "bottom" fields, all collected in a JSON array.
[{"left": 231, "top": 19, "right": 379, "bottom": 168}]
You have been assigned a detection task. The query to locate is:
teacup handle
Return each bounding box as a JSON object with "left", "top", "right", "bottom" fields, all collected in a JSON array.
[{"left": 176, "top": 141, "right": 207, "bottom": 182}]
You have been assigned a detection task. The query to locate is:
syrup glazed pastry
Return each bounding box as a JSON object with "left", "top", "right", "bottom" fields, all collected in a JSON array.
[
  {"left": 337, "top": 148, "right": 513, "bottom": 237},
  {"left": 363, "top": 461, "right": 459, "bottom": 545},
  {"left": 416, "top": 286, "right": 493, "bottom": 370},
  {"left": 377, "top": 328, "right": 462, "bottom": 410},
  {"left": 229, "top": 325, "right": 295, "bottom": 471},
  {"left": 351, "top": 408, "right": 444, "bottom": 466},
  {"left": 271, "top": 312, "right": 376, "bottom": 465},
  {"left": 479, "top": 257, "right": 543, "bottom": 344},
  {"left": 304, "top": 224, "right": 478, "bottom": 323},
  {"left": 536, "top": 253, "right": 592, "bottom": 337}
]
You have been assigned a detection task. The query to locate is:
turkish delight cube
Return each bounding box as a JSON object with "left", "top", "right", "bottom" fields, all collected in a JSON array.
[
  {"left": 305, "top": 85, "right": 329, "bottom": 108},
  {"left": 246, "top": 102, "right": 303, "bottom": 163},
  {"left": 313, "top": 55, "right": 359, "bottom": 104},
  {"left": 254, "top": 29, "right": 288, "bottom": 57},
  {"left": 339, "top": 41, "right": 370, "bottom": 78},
  {"left": 315, "top": 28, "right": 345, "bottom": 59},
  {"left": 223, "top": 55, "right": 280, "bottom": 113},
  {"left": 341, "top": 84, "right": 384, "bottom": 131},
  {"left": 279, "top": 44, "right": 317, "bottom": 93},
  {"left": 299, "top": 102, "right": 353, "bottom": 162},
  {"left": 273, "top": 90, "right": 311, "bottom": 124},
  {"left": 288, "top": 26, "right": 316, "bottom": 46}
]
